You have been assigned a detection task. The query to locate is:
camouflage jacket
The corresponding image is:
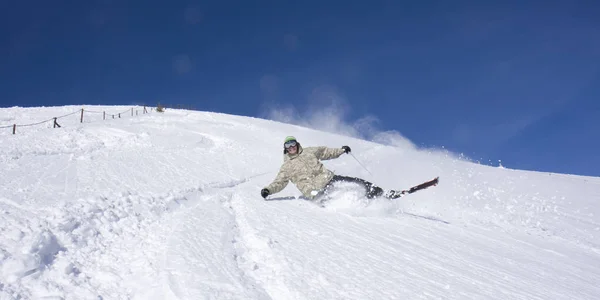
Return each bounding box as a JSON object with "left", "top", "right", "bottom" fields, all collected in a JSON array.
[{"left": 265, "top": 145, "right": 346, "bottom": 199}]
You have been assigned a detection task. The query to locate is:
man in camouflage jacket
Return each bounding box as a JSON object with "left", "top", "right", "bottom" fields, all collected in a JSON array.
[{"left": 261, "top": 136, "right": 387, "bottom": 200}]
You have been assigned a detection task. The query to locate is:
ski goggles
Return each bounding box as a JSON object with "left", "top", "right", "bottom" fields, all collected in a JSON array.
[{"left": 284, "top": 140, "right": 297, "bottom": 149}]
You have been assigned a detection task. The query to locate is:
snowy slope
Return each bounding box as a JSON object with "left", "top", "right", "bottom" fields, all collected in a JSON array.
[{"left": 1, "top": 105, "right": 599, "bottom": 300}]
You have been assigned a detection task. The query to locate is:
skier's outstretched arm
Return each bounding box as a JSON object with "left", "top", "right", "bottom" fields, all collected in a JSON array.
[
  {"left": 313, "top": 146, "right": 348, "bottom": 160},
  {"left": 262, "top": 167, "right": 290, "bottom": 198}
]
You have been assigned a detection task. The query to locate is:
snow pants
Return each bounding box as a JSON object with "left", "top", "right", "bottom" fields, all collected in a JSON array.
[{"left": 320, "top": 175, "right": 385, "bottom": 199}]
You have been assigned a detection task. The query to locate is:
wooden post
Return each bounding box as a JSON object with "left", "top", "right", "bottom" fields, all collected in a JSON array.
[
  {"left": 80, "top": 109, "right": 84, "bottom": 123},
  {"left": 118, "top": 113, "right": 121, "bottom": 118},
  {"left": 103, "top": 111, "right": 106, "bottom": 120},
  {"left": 131, "top": 108, "right": 133, "bottom": 116},
  {"left": 13, "top": 124, "right": 16, "bottom": 134},
  {"left": 112, "top": 114, "right": 114, "bottom": 119},
  {"left": 144, "top": 106, "right": 147, "bottom": 114},
  {"left": 136, "top": 110, "right": 138, "bottom": 116}
]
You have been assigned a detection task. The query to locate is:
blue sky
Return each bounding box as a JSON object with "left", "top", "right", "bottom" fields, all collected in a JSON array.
[{"left": 1, "top": 1, "right": 599, "bottom": 176}]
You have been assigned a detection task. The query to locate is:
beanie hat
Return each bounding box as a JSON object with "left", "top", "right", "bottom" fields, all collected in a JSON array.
[{"left": 284, "top": 136, "right": 297, "bottom": 144}]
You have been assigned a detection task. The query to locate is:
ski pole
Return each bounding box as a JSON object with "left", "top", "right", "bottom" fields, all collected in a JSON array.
[{"left": 349, "top": 153, "right": 373, "bottom": 176}]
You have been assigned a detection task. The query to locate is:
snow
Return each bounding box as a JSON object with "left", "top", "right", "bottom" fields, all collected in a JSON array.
[{"left": 1, "top": 105, "right": 599, "bottom": 299}]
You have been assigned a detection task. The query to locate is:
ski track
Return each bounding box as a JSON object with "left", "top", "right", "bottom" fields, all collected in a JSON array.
[
  {"left": 229, "top": 193, "right": 304, "bottom": 300},
  {"left": 161, "top": 192, "right": 270, "bottom": 300}
]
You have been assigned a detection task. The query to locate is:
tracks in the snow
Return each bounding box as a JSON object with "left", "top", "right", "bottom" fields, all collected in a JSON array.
[
  {"left": 158, "top": 169, "right": 315, "bottom": 300},
  {"left": 163, "top": 193, "right": 270, "bottom": 300},
  {"left": 228, "top": 193, "right": 304, "bottom": 300},
  {"left": 159, "top": 176, "right": 276, "bottom": 300}
]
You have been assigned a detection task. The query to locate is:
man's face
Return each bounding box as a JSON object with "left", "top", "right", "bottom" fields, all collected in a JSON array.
[
  {"left": 287, "top": 144, "right": 298, "bottom": 154},
  {"left": 285, "top": 140, "right": 298, "bottom": 154}
]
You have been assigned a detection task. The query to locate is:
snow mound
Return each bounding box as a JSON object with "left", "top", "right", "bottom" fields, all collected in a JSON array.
[
  {"left": 0, "top": 189, "right": 190, "bottom": 299},
  {"left": 1, "top": 230, "right": 64, "bottom": 283},
  {"left": 319, "top": 182, "right": 399, "bottom": 217}
]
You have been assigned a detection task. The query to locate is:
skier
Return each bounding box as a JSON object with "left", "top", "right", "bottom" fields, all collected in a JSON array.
[{"left": 260, "top": 136, "right": 401, "bottom": 201}]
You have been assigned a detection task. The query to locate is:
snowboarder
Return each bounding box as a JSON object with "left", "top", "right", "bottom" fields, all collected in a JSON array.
[{"left": 260, "top": 136, "right": 401, "bottom": 201}]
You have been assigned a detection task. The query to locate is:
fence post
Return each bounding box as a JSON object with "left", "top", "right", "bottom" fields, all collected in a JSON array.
[
  {"left": 80, "top": 109, "right": 84, "bottom": 123},
  {"left": 131, "top": 108, "right": 133, "bottom": 116},
  {"left": 112, "top": 114, "right": 114, "bottom": 119},
  {"left": 144, "top": 106, "right": 147, "bottom": 114},
  {"left": 103, "top": 111, "right": 106, "bottom": 120},
  {"left": 136, "top": 110, "right": 138, "bottom": 116},
  {"left": 118, "top": 113, "right": 121, "bottom": 118},
  {"left": 13, "top": 124, "right": 16, "bottom": 134}
]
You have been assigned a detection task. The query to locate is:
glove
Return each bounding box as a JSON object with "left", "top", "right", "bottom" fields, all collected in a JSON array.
[
  {"left": 342, "top": 145, "right": 351, "bottom": 154},
  {"left": 261, "top": 188, "right": 270, "bottom": 199}
]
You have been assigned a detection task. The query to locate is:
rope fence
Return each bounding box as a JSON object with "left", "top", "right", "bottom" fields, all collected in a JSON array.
[{"left": 2, "top": 105, "right": 159, "bottom": 135}]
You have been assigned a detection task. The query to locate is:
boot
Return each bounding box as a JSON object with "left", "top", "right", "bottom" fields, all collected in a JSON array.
[{"left": 384, "top": 190, "right": 406, "bottom": 199}]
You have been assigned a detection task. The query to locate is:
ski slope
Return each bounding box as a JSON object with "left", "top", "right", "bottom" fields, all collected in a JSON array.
[{"left": 1, "top": 105, "right": 599, "bottom": 300}]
